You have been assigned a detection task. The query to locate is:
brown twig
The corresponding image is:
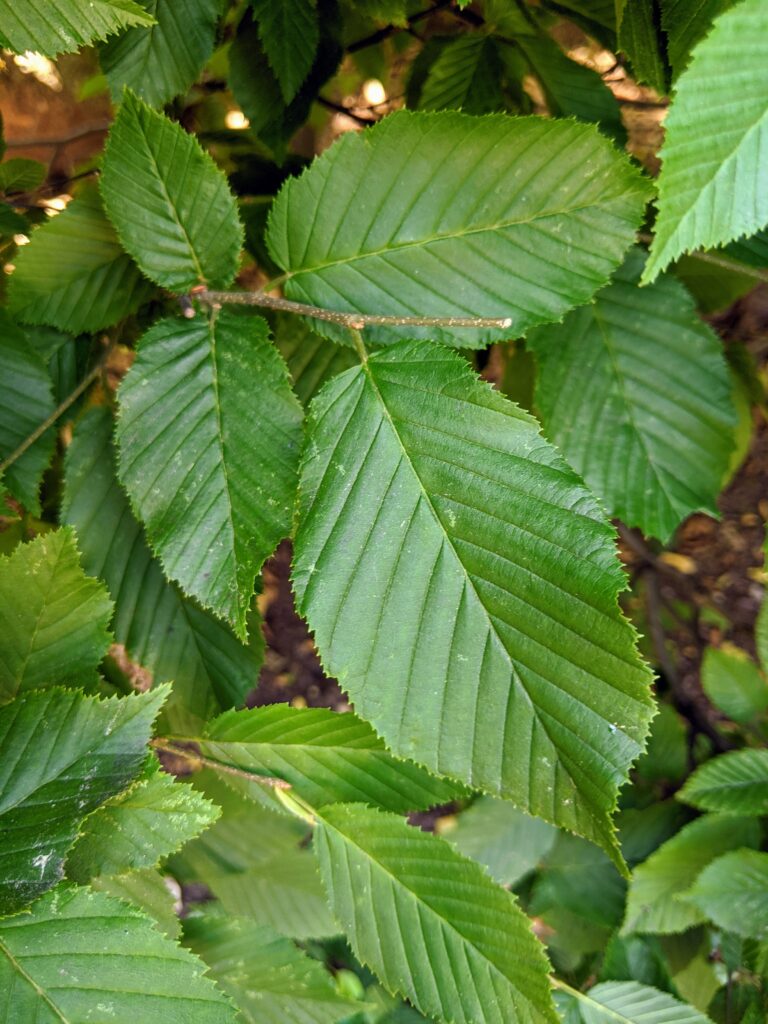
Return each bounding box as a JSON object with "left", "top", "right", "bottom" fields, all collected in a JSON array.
[{"left": 152, "top": 739, "right": 292, "bottom": 790}]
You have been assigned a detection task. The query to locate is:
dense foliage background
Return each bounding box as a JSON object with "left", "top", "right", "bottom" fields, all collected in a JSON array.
[{"left": 1, "top": 1, "right": 768, "bottom": 1022}]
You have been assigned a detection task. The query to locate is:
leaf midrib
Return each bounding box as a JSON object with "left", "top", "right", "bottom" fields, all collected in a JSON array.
[{"left": 0, "top": 934, "right": 70, "bottom": 1023}]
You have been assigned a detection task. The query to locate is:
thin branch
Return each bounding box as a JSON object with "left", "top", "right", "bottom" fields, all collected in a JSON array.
[
  {"left": 195, "top": 288, "right": 513, "bottom": 330},
  {"left": 347, "top": 0, "right": 452, "bottom": 53},
  {"left": 316, "top": 96, "right": 377, "bottom": 126},
  {"left": 152, "top": 739, "right": 292, "bottom": 790},
  {"left": 0, "top": 355, "right": 106, "bottom": 477},
  {"left": 4, "top": 122, "right": 110, "bottom": 149}
]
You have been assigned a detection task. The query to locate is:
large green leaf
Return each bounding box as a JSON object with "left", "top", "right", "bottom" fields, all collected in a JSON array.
[
  {"left": 644, "top": 0, "right": 768, "bottom": 281},
  {"left": 116, "top": 311, "right": 302, "bottom": 638},
  {"left": 312, "top": 802, "right": 557, "bottom": 1024},
  {"left": 101, "top": 91, "right": 243, "bottom": 291},
  {"left": 683, "top": 850, "right": 768, "bottom": 940},
  {"left": 0, "top": 527, "right": 113, "bottom": 703},
  {"left": 251, "top": 0, "right": 319, "bottom": 104},
  {"left": 528, "top": 247, "right": 735, "bottom": 542},
  {"left": 266, "top": 110, "right": 651, "bottom": 347},
  {"left": 573, "top": 980, "right": 713, "bottom": 1023},
  {"left": 0, "top": 686, "right": 165, "bottom": 915},
  {"left": 677, "top": 749, "right": 768, "bottom": 815},
  {"left": 0, "top": 0, "right": 154, "bottom": 56},
  {"left": 701, "top": 645, "right": 768, "bottom": 723},
  {"left": 0, "top": 885, "right": 237, "bottom": 1023},
  {"left": 62, "top": 407, "right": 262, "bottom": 734},
  {"left": 67, "top": 760, "right": 220, "bottom": 882},
  {"left": 185, "top": 913, "right": 362, "bottom": 1024},
  {"left": 275, "top": 313, "right": 357, "bottom": 406},
  {"left": 99, "top": 0, "right": 218, "bottom": 107},
  {"left": 622, "top": 814, "right": 761, "bottom": 935},
  {"left": 8, "top": 184, "right": 153, "bottom": 334},
  {"left": 195, "top": 703, "right": 463, "bottom": 813},
  {"left": 0, "top": 311, "right": 55, "bottom": 514},
  {"left": 92, "top": 866, "right": 181, "bottom": 938},
  {"left": 294, "top": 339, "right": 653, "bottom": 867},
  {"left": 447, "top": 797, "right": 556, "bottom": 886},
  {"left": 418, "top": 34, "right": 505, "bottom": 115}
]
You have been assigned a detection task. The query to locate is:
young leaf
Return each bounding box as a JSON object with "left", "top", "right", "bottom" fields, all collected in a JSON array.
[
  {"left": 294, "top": 340, "right": 654, "bottom": 868},
  {"left": 418, "top": 34, "right": 505, "bottom": 115},
  {"left": 0, "top": 0, "right": 154, "bottom": 57},
  {"left": 185, "top": 913, "right": 363, "bottom": 1024},
  {"left": 0, "top": 527, "right": 113, "bottom": 703},
  {"left": 100, "top": 90, "right": 243, "bottom": 291},
  {"left": 683, "top": 850, "right": 768, "bottom": 940},
  {"left": 266, "top": 110, "right": 652, "bottom": 347},
  {"left": 529, "top": 246, "right": 735, "bottom": 541},
  {"left": 677, "top": 749, "right": 768, "bottom": 816},
  {"left": 116, "top": 312, "right": 302, "bottom": 638},
  {"left": 701, "top": 645, "right": 768, "bottom": 723},
  {"left": 573, "top": 980, "right": 714, "bottom": 1023},
  {"left": 66, "top": 762, "right": 220, "bottom": 882},
  {"left": 0, "top": 885, "right": 237, "bottom": 1023},
  {"left": 9, "top": 183, "right": 153, "bottom": 337},
  {"left": 251, "top": 0, "right": 319, "bottom": 104},
  {"left": 0, "top": 311, "right": 55, "bottom": 514},
  {"left": 99, "top": 0, "right": 218, "bottom": 107},
  {"left": 312, "top": 802, "right": 558, "bottom": 1024},
  {"left": 196, "top": 703, "right": 464, "bottom": 813},
  {"left": 62, "top": 407, "right": 262, "bottom": 733},
  {"left": 0, "top": 686, "right": 166, "bottom": 915},
  {"left": 644, "top": 0, "right": 768, "bottom": 281},
  {"left": 446, "top": 797, "right": 556, "bottom": 886},
  {"left": 622, "top": 814, "right": 761, "bottom": 935}
]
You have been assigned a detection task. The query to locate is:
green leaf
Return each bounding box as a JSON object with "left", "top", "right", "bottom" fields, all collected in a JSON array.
[
  {"left": 67, "top": 761, "right": 220, "bottom": 882},
  {"left": 0, "top": 527, "right": 113, "bottom": 703},
  {"left": 275, "top": 313, "right": 357, "bottom": 406},
  {"left": 616, "top": 0, "right": 668, "bottom": 94},
  {"left": 0, "top": 0, "right": 155, "bottom": 56},
  {"left": 661, "top": 0, "right": 734, "bottom": 78},
  {"left": 622, "top": 814, "right": 761, "bottom": 935},
  {"left": 634, "top": 704, "right": 688, "bottom": 784},
  {"left": 185, "top": 913, "right": 363, "bottom": 1024},
  {"left": 99, "top": 0, "right": 218, "bottom": 107},
  {"left": 0, "top": 686, "right": 165, "bottom": 915},
  {"left": 0, "top": 885, "right": 237, "bottom": 1022},
  {"left": 196, "top": 703, "right": 464, "bottom": 813},
  {"left": 0, "top": 311, "right": 56, "bottom": 514},
  {"left": 723, "top": 228, "right": 768, "bottom": 269},
  {"left": 266, "top": 110, "right": 652, "bottom": 348},
  {"left": 173, "top": 787, "right": 337, "bottom": 939},
  {"left": 100, "top": 90, "right": 243, "bottom": 291},
  {"left": 92, "top": 866, "right": 181, "bottom": 938},
  {"left": 418, "top": 34, "right": 505, "bottom": 114},
  {"left": 251, "top": 0, "right": 319, "bottom": 104},
  {"left": 0, "top": 202, "right": 28, "bottom": 237},
  {"left": 531, "top": 833, "right": 626, "bottom": 931},
  {"left": 573, "top": 980, "right": 714, "bottom": 1023},
  {"left": 9, "top": 184, "right": 153, "bottom": 335},
  {"left": 294, "top": 339, "right": 654, "bottom": 868},
  {"left": 684, "top": 850, "right": 768, "bottom": 940},
  {"left": 312, "top": 802, "right": 558, "bottom": 1024},
  {"left": 0, "top": 158, "right": 45, "bottom": 194},
  {"left": 62, "top": 406, "right": 262, "bottom": 734},
  {"left": 643, "top": 0, "right": 768, "bottom": 281},
  {"left": 116, "top": 311, "right": 302, "bottom": 638},
  {"left": 677, "top": 749, "right": 768, "bottom": 816},
  {"left": 701, "top": 645, "right": 768, "bottom": 723},
  {"left": 528, "top": 247, "right": 735, "bottom": 542},
  {"left": 446, "top": 796, "right": 556, "bottom": 886}
]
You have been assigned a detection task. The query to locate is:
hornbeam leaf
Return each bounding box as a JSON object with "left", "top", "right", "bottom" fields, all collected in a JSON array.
[
  {"left": 101, "top": 90, "right": 243, "bottom": 291},
  {"left": 661, "top": 0, "right": 734, "bottom": 79},
  {"left": 8, "top": 184, "right": 154, "bottom": 334},
  {"left": 185, "top": 913, "right": 364, "bottom": 1024},
  {"left": 643, "top": 0, "right": 768, "bottom": 281},
  {"left": 0, "top": 687, "right": 166, "bottom": 915},
  {"left": 294, "top": 340, "right": 654, "bottom": 868},
  {"left": 62, "top": 407, "right": 262, "bottom": 734},
  {"left": 574, "top": 980, "right": 714, "bottom": 1024},
  {"left": 197, "top": 703, "right": 465, "bottom": 813},
  {"left": 99, "top": 0, "right": 219, "bottom": 108},
  {"left": 701, "top": 645, "right": 768, "bottom": 724},
  {"left": 616, "top": 0, "right": 668, "bottom": 94},
  {"left": 251, "top": 0, "right": 319, "bottom": 104},
  {"left": 116, "top": 311, "right": 302, "bottom": 637},
  {"left": 0, "top": 885, "right": 237, "bottom": 1023},
  {"left": 0, "top": 0, "right": 154, "bottom": 57},
  {"left": 92, "top": 867, "right": 182, "bottom": 938},
  {"left": 528, "top": 247, "right": 735, "bottom": 542},
  {"left": 418, "top": 34, "right": 505, "bottom": 115},
  {"left": 0, "top": 527, "right": 113, "bottom": 703},
  {"left": 676, "top": 749, "right": 768, "bottom": 816},
  {"left": 312, "top": 802, "right": 558, "bottom": 1024},
  {"left": 275, "top": 313, "right": 357, "bottom": 406},
  {"left": 266, "top": 110, "right": 652, "bottom": 347},
  {"left": 67, "top": 761, "right": 220, "bottom": 882},
  {"left": 683, "top": 849, "right": 768, "bottom": 940}
]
